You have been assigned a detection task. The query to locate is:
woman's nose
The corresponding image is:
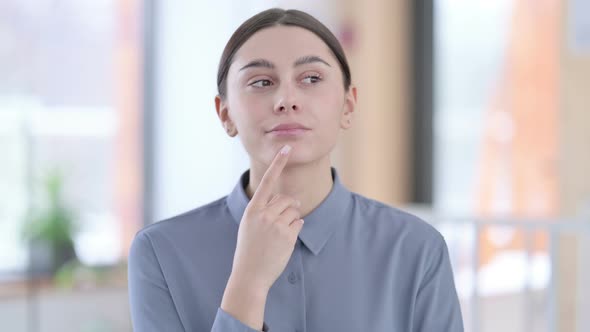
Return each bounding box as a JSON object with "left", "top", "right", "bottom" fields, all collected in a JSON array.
[
  {"left": 274, "top": 85, "right": 300, "bottom": 113},
  {"left": 275, "top": 102, "right": 298, "bottom": 113}
]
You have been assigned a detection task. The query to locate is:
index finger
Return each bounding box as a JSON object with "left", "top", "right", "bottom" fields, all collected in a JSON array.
[{"left": 251, "top": 145, "right": 292, "bottom": 206}]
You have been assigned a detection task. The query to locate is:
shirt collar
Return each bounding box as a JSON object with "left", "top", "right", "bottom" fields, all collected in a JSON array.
[{"left": 226, "top": 167, "right": 353, "bottom": 256}]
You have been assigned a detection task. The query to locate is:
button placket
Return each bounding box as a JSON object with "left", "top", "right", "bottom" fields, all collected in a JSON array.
[
  {"left": 287, "top": 240, "right": 303, "bottom": 285},
  {"left": 288, "top": 271, "right": 298, "bottom": 284},
  {"left": 287, "top": 239, "right": 305, "bottom": 332}
]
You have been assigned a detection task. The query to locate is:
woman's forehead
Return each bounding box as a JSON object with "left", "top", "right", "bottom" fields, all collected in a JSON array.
[{"left": 232, "top": 26, "right": 335, "bottom": 70}]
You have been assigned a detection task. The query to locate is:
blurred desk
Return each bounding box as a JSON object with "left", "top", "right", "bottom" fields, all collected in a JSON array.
[{"left": 0, "top": 272, "right": 131, "bottom": 332}]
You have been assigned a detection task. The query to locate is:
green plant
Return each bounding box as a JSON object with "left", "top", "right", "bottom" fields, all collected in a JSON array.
[{"left": 22, "top": 168, "right": 79, "bottom": 275}]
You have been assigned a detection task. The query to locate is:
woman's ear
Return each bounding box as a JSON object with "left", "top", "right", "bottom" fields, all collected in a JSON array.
[
  {"left": 340, "top": 85, "right": 358, "bottom": 130},
  {"left": 215, "top": 95, "right": 238, "bottom": 137}
]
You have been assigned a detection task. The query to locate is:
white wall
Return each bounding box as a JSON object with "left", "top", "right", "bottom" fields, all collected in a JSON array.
[{"left": 154, "top": 1, "right": 242, "bottom": 221}]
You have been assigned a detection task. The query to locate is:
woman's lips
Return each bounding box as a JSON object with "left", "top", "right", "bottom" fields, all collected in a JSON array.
[
  {"left": 267, "top": 122, "right": 310, "bottom": 137},
  {"left": 268, "top": 128, "right": 310, "bottom": 137}
]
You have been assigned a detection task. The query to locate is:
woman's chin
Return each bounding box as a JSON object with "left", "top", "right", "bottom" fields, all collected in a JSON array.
[
  {"left": 252, "top": 142, "right": 328, "bottom": 167},
  {"left": 282, "top": 150, "right": 326, "bottom": 168}
]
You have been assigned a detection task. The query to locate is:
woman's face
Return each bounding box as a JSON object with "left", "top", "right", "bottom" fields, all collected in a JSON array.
[{"left": 216, "top": 26, "right": 356, "bottom": 167}]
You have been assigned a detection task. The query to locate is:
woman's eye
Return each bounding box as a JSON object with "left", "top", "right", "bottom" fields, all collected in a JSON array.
[
  {"left": 250, "top": 79, "right": 273, "bottom": 88},
  {"left": 302, "top": 75, "right": 321, "bottom": 84}
]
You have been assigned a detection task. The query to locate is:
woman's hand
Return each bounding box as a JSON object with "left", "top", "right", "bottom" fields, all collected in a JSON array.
[{"left": 230, "top": 144, "right": 305, "bottom": 293}]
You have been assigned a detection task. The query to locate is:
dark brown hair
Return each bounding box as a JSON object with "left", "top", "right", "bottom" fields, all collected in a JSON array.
[{"left": 216, "top": 8, "right": 352, "bottom": 99}]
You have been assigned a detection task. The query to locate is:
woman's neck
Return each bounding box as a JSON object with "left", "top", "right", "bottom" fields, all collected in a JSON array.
[{"left": 245, "top": 156, "right": 334, "bottom": 218}]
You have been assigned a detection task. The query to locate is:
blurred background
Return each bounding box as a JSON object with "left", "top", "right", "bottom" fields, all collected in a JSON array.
[{"left": 0, "top": 0, "right": 588, "bottom": 331}]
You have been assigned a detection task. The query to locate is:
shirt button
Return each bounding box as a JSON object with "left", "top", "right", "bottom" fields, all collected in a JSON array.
[{"left": 288, "top": 272, "right": 298, "bottom": 284}]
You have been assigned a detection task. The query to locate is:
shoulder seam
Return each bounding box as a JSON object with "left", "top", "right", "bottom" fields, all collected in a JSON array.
[{"left": 136, "top": 196, "right": 228, "bottom": 235}]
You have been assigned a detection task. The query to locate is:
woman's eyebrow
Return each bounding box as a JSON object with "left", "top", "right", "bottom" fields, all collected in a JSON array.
[
  {"left": 238, "top": 55, "right": 331, "bottom": 72},
  {"left": 294, "top": 55, "right": 331, "bottom": 68},
  {"left": 239, "top": 59, "right": 274, "bottom": 71}
]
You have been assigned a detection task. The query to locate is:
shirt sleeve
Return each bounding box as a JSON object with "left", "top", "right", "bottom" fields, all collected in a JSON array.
[
  {"left": 128, "top": 231, "right": 186, "bottom": 331},
  {"left": 128, "top": 231, "right": 270, "bottom": 332},
  {"left": 211, "top": 307, "right": 270, "bottom": 332},
  {"left": 413, "top": 235, "right": 464, "bottom": 332}
]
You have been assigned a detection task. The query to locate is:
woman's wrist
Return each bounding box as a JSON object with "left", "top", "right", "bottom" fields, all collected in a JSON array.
[
  {"left": 227, "top": 268, "right": 271, "bottom": 295},
  {"left": 220, "top": 273, "right": 269, "bottom": 330}
]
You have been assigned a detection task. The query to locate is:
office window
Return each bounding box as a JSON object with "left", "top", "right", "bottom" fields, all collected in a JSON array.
[{"left": 0, "top": 0, "right": 143, "bottom": 276}]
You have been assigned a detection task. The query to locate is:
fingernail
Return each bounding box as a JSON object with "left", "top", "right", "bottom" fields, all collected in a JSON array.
[{"left": 280, "top": 145, "right": 292, "bottom": 155}]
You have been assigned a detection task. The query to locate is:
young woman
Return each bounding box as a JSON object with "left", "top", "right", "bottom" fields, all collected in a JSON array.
[{"left": 128, "top": 8, "right": 463, "bottom": 332}]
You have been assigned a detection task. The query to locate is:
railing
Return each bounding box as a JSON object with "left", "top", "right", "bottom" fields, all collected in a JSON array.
[{"left": 408, "top": 209, "right": 590, "bottom": 332}]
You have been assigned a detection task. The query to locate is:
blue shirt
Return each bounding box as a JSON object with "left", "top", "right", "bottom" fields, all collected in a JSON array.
[{"left": 128, "top": 168, "right": 464, "bottom": 331}]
